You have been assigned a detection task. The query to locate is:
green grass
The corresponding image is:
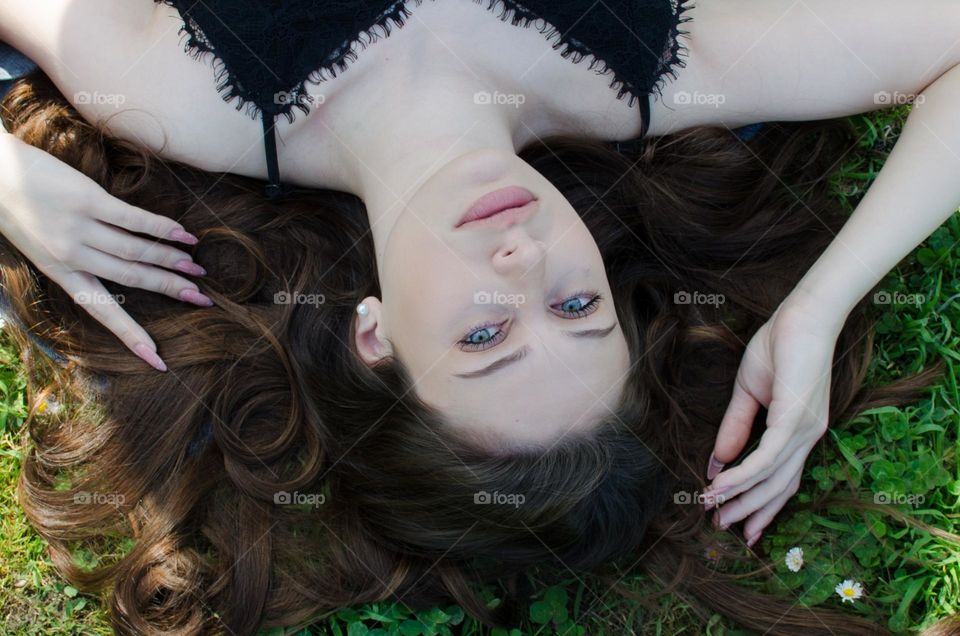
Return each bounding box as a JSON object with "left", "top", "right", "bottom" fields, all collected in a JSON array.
[{"left": 2, "top": 106, "right": 959, "bottom": 635}]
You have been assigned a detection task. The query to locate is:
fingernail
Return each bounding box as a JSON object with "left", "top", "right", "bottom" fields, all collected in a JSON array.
[
  {"left": 747, "top": 530, "right": 762, "bottom": 548},
  {"left": 711, "top": 511, "right": 720, "bottom": 528},
  {"left": 179, "top": 289, "right": 215, "bottom": 306},
  {"left": 169, "top": 228, "right": 199, "bottom": 245},
  {"left": 134, "top": 343, "right": 167, "bottom": 372},
  {"left": 173, "top": 259, "right": 207, "bottom": 276},
  {"left": 707, "top": 452, "right": 726, "bottom": 480},
  {"left": 706, "top": 486, "right": 731, "bottom": 501},
  {"left": 703, "top": 493, "right": 718, "bottom": 511}
]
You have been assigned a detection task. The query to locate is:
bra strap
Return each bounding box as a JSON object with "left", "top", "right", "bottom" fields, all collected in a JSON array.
[
  {"left": 638, "top": 93, "right": 651, "bottom": 139},
  {"left": 614, "top": 93, "right": 652, "bottom": 154},
  {"left": 261, "top": 112, "right": 283, "bottom": 199}
]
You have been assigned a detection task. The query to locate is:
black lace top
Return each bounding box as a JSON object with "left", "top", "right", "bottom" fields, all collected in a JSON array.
[{"left": 156, "top": 0, "right": 694, "bottom": 198}]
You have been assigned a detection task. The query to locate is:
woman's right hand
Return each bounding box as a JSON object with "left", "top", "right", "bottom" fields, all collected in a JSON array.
[{"left": 0, "top": 130, "right": 213, "bottom": 371}]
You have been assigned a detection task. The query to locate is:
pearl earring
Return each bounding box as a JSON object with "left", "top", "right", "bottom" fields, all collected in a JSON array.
[{"left": 356, "top": 303, "right": 369, "bottom": 316}]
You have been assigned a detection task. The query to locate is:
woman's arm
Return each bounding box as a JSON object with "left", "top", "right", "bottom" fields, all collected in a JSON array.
[
  {"left": 0, "top": 0, "right": 155, "bottom": 48},
  {"left": 0, "top": 0, "right": 174, "bottom": 155},
  {"left": 670, "top": 0, "right": 960, "bottom": 323},
  {"left": 653, "top": 0, "right": 960, "bottom": 134},
  {"left": 787, "top": 62, "right": 960, "bottom": 324},
  {"left": 0, "top": 3, "right": 218, "bottom": 370},
  {"left": 656, "top": 0, "right": 960, "bottom": 310},
  {"left": 663, "top": 0, "right": 960, "bottom": 542},
  {"left": 705, "top": 55, "right": 960, "bottom": 538},
  {"left": 0, "top": 0, "right": 268, "bottom": 177}
]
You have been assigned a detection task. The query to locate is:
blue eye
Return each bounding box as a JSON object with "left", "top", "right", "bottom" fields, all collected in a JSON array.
[
  {"left": 467, "top": 327, "right": 496, "bottom": 344},
  {"left": 554, "top": 292, "right": 602, "bottom": 318},
  {"left": 459, "top": 320, "right": 507, "bottom": 351},
  {"left": 560, "top": 297, "right": 586, "bottom": 312}
]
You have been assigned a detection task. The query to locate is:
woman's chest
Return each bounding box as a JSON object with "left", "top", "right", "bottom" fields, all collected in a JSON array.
[{"left": 77, "top": 0, "right": 647, "bottom": 187}]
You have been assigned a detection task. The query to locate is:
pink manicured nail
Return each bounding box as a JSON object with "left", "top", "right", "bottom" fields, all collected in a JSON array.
[
  {"left": 747, "top": 530, "right": 762, "bottom": 547},
  {"left": 173, "top": 259, "right": 207, "bottom": 276},
  {"left": 704, "top": 494, "right": 719, "bottom": 512},
  {"left": 133, "top": 343, "right": 167, "bottom": 372},
  {"left": 179, "top": 289, "right": 214, "bottom": 306},
  {"left": 707, "top": 486, "right": 730, "bottom": 499},
  {"left": 168, "top": 228, "right": 199, "bottom": 245},
  {"left": 707, "top": 452, "right": 726, "bottom": 480}
]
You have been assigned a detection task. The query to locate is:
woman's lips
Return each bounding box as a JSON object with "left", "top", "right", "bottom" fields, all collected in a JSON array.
[{"left": 456, "top": 186, "right": 537, "bottom": 228}]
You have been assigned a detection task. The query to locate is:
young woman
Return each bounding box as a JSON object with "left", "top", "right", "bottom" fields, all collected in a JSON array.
[{"left": 1, "top": 1, "right": 959, "bottom": 634}]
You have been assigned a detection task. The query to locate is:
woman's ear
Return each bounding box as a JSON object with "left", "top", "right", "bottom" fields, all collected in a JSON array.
[{"left": 354, "top": 297, "right": 392, "bottom": 365}]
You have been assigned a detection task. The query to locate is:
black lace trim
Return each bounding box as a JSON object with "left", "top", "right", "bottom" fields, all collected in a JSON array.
[
  {"left": 155, "top": 0, "right": 695, "bottom": 125},
  {"left": 651, "top": 0, "right": 696, "bottom": 104}
]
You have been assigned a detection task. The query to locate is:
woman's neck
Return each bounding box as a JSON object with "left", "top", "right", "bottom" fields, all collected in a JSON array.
[
  {"left": 343, "top": 75, "right": 542, "bottom": 250},
  {"left": 306, "top": 0, "right": 577, "bottom": 258}
]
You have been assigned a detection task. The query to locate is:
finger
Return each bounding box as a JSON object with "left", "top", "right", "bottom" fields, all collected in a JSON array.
[
  {"left": 710, "top": 377, "right": 762, "bottom": 475},
  {"left": 96, "top": 200, "right": 198, "bottom": 245},
  {"left": 708, "top": 381, "right": 821, "bottom": 496},
  {"left": 707, "top": 423, "right": 797, "bottom": 501},
  {"left": 58, "top": 272, "right": 167, "bottom": 371},
  {"left": 742, "top": 471, "right": 803, "bottom": 546},
  {"left": 79, "top": 247, "right": 214, "bottom": 306},
  {"left": 712, "top": 447, "right": 806, "bottom": 531},
  {"left": 86, "top": 222, "right": 205, "bottom": 275}
]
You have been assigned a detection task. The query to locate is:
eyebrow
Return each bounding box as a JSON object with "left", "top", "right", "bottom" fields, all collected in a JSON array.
[
  {"left": 453, "top": 323, "right": 617, "bottom": 379},
  {"left": 561, "top": 323, "right": 617, "bottom": 339}
]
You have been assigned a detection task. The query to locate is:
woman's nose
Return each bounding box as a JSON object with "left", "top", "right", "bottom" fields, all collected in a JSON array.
[{"left": 492, "top": 232, "right": 547, "bottom": 277}]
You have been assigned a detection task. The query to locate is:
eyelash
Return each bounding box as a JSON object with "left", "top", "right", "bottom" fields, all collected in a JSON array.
[
  {"left": 458, "top": 319, "right": 508, "bottom": 352},
  {"left": 554, "top": 291, "right": 602, "bottom": 319},
  {"left": 457, "top": 291, "right": 603, "bottom": 352}
]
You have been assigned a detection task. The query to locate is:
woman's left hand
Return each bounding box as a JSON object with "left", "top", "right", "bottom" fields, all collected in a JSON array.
[{"left": 703, "top": 300, "right": 844, "bottom": 546}]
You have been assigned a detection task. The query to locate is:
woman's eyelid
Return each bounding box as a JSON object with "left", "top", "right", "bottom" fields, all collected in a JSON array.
[
  {"left": 457, "top": 317, "right": 511, "bottom": 351},
  {"left": 548, "top": 286, "right": 599, "bottom": 306},
  {"left": 551, "top": 290, "right": 603, "bottom": 317}
]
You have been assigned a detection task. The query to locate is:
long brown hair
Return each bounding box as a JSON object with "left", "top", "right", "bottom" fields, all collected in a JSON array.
[{"left": 1, "top": 72, "right": 952, "bottom": 635}]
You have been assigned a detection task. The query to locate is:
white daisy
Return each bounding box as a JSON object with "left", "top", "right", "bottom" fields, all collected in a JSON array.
[
  {"left": 785, "top": 547, "right": 804, "bottom": 572},
  {"left": 37, "top": 395, "right": 61, "bottom": 415},
  {"left": 835, "top": 579, "right": 864, "bottom": 604},
  {"left": 703, "top": 545, "right": 721, "bottom": 563}
]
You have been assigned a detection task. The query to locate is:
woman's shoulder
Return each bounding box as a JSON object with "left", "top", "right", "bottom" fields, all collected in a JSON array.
[
  {"left": 0, "top": 0, "right": 269, "bottom": 177},
  {"left": 0, "top": 1, "right": 157, "bottom": 47}
]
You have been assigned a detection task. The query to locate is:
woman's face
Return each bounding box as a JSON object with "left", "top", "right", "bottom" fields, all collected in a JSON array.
[{"left": 357, "top": 149, "right": 630, "bottom": 448}]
